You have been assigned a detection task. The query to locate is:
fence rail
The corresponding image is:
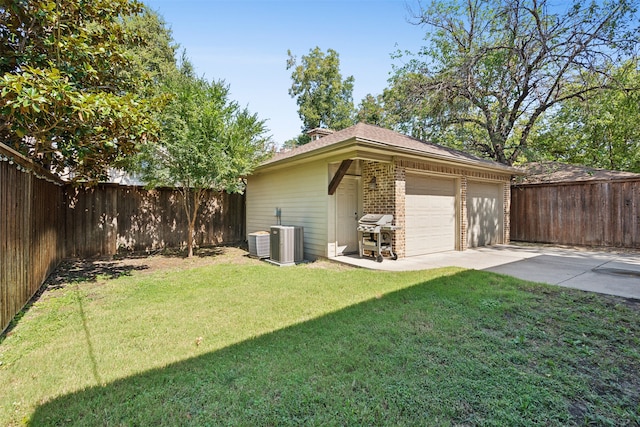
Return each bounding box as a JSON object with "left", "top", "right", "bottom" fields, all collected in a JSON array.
[
  {"left": 1, "top": 143, "right": 246, "bottom": 334},
  {"left": 511, "top": 179, "right": 640, "bottom": 248}
]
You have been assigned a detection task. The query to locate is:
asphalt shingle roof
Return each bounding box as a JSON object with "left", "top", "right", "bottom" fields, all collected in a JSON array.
[
  {"left": 516, "top": 161, "right": 640, "bottom": 184},
  {"left": 262, "top": 123, "right": 514, "bottom": 172}
]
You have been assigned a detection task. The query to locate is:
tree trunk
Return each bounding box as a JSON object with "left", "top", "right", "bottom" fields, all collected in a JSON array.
[
  {"left": 184, "top": 188, "right": 202, "bottom": 258},
  {"left": 489, "top": 133, "right": 510, "bottom": 165},
  {"left": 187, "top": 219, "right": 195, "bottom": 257}
]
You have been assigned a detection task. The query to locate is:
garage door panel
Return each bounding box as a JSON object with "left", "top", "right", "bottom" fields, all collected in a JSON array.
[
  {"left": 405, "top": 175, "right": 456, "bottom": 256},
  {"left": 467, "top": 181, "right": 503, "bottom": 247},
  {"left": 406, "top": 175, "right": 455, "bottom": 195}
]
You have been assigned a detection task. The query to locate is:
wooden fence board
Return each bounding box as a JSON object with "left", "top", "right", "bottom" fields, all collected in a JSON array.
[
  {"left": 0, "top": 164, "right": 5, "bottom": 329},
  {"left": 511, "top": 179, "right": 640, "bottom": 249},
  {"left": 1, "top": 144, "right": 66, "bottom": 333},
  {"left": 63, "top": 185, "right": 244, "bottom": 258}
]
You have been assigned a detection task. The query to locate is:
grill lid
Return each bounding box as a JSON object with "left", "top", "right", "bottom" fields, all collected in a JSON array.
[{"left": 358, "top": 214, "right": 394, "bottom": 225}]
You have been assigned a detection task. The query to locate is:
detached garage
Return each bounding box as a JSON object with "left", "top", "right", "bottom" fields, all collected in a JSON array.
[{"left": 246, "top": 123, "right": 517, "bottom": 260}]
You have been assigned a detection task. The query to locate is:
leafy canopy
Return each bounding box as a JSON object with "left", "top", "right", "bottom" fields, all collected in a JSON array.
[
  {"left": 122, "top": 5, "right": 179, "bottom": 97},
  {"left": 388, "top": 0, "right": 640, "bottom": 165},
  {"left": 356, "top": 94, "right": 386, "bottom": 128},
  {"left": 140, "top": 70, "right": 272, "bottom": 192},
  {"left": 287, "top": 47, "right": 355, "bottom": 141},
  {"left": 530, "top": 61, "right": 640, "bottom": 172},
  {"left": 0, "top": 0, "right": 159, "bottom": 181}
]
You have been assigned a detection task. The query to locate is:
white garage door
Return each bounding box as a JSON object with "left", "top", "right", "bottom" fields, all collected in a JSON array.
[
  {"left": 467, "top": 181, "right": 504, "bottom": 247},
  {"left": 405, "top": 174, "right": 456, "bottom": 256}
]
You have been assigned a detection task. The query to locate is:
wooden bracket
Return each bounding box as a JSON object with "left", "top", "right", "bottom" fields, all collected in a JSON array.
[{"left": 328, "top": 159, "right": 353, "bottom": 195}]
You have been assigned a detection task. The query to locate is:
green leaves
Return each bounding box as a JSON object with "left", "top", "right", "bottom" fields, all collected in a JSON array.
[
  {"left": 529, "top": 61, "right": 640, "bottom": 172},
  {"left": 0, "top": 0, "right": 159, "bottom": 182},
  {"left": 287, "top": 47, "right": 356, "bottom": 139},
  {"left": 143, "top": 72, "right": 271, "bottom": 192},
  {"left": 0, "top": 65, "right": 158, "bottom": 181},
  {"left": 388, "top": 0, "right": 640, "bottom": 165}
]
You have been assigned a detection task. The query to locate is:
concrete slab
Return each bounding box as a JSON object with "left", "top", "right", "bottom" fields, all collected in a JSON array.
[
  {"left": 332, "top": 244, "right": 640, "bottom": 299},
  {"left": 485, "top": 257, "right": 589, "bottom": 285},
  {"left": 485, "top": 254, "right": 609, "bottom": 284},
  {"left": 561, "top": 270, "right": 640, "bottom": 299}
]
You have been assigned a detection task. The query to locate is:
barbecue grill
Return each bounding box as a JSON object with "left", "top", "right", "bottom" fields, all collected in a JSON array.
[{"left": 357, "top": 214, "right": 401, "bottom": 262}]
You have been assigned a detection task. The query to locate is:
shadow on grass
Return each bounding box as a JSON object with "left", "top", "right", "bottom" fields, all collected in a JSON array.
[
  {"left": 29, "top": 270, "right": 639, "bottom": 426},
  {"left": 46, "top": 259, "right": 149, "bottom": 289},
  {"left": 1, "top": 260, "right": 150, "bottom": 343}
]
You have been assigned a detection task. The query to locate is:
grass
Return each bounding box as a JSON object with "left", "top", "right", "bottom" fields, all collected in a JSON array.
[{"left": 1, "top": 250, "right": 639, "bottom": 426}]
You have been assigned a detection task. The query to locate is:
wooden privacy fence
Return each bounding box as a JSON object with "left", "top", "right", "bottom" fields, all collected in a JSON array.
[
  {"left": 65, "top": 185, "right": 245, "bottom": 257},
  {"left": 511, "top": 179, "right": 640, "bottom": 248},
  {"left": 1, "top": 143, "right": 246, "bottom": 333},
  {"left": 1, "top": 144, "right": 66, "bottom": 335}
]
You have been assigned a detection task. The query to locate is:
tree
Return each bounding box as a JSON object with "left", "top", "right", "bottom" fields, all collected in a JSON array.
[
  {"left": 356, "top": 94, "right": 386, "bottom": 127},
  {"left": 530, "top": 61, "right": 640, "bottom": 172},
  {"left": 390, "top": 0, "right": 639, "bottom": 165},
  {"left": 0, "top": 0, "right": 158, "bottom": 181},
  {"left": 138, "top": 66, "right": 273, "bottom": 257},
  {"left": 378, "top": 72, "right": 436, "bottom": 141},
  {"left": 122, "top": 5, "right": 180, "bottom": 97},
  {"left": 381, "top": 72, "right": 491, "bottom": 156},
  {"left": 287, "top": 47, "right": 355, "bottom": 140}
]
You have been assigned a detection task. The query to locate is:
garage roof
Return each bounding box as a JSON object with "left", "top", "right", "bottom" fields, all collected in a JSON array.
[
  {"left": 516, "top": 162, "right": 640, "bottom": 184},
  {"left": 261, "top": 122, "right": 517, "bottom": 173}
]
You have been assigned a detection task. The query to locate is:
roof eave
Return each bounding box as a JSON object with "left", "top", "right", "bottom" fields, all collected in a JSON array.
[
  {"left": 254, "top": 138, "right": 359, "bottom": 172},
  {"left": 254, "top": 137, "right": 522, "bottom": 176},
  {"left": 352, "top": 136, "right": 521, "bottom": 175}
]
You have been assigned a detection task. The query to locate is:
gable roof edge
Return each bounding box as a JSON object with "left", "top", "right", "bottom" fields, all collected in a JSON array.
[{"left": 257, "top": 123, "right": 520, "bottom": 175}]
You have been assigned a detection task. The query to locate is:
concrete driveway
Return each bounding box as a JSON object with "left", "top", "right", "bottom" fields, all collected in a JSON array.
[{"left": 335, "top": 244, "right": 640, "bottom": 299}]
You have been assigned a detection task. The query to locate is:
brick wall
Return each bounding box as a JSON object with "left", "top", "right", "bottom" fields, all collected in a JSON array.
[
  {"left": 503, "top": 182, "right": 511, "bottom": 244},
  {"left": 362, "top": 161, "right": 405, "bottom": 258},
  {"left": 460, "top": 176, "right": 468, "bottom": 251},
  {"left": 362, "top": 161, "right": 394, "bottom": 214},
  {"left": 393, "top": 165, "right": 406, "bottom": 258}
]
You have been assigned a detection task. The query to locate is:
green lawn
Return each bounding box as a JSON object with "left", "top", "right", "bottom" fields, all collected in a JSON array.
[{"left": 1, "top": 249, "right": 638, "bottom": 426}]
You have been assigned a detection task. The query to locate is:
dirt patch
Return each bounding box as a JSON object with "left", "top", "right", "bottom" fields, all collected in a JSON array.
[
  {"left": 45, "top": 245, "right": 262, "bottom": 288},
  {"left": 304, "top": 258, "right": 356, "bottom": 271},
  {"left": 45, "top": 259, "right": 149, "bottom": 289},
  {"left": 605, "top": 295, "right": 640, "bottom": 312}
]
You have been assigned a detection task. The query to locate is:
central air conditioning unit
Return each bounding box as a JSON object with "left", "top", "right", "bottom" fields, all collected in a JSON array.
[
  {"left": 270, "top": 225, "right": 304, "bottom": 265},
  {"left": 248, "top": 231, "right": 270, "bottom": 258}
]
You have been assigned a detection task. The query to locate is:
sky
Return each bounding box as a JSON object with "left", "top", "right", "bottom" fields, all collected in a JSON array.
[{"left": 142, "top": 0, "right": 426, "bottom": 146}]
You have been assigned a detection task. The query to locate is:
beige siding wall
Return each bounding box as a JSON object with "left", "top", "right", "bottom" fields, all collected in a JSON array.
[{"left": 246, "top": 161, "right": 328, "bottom": 259}]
